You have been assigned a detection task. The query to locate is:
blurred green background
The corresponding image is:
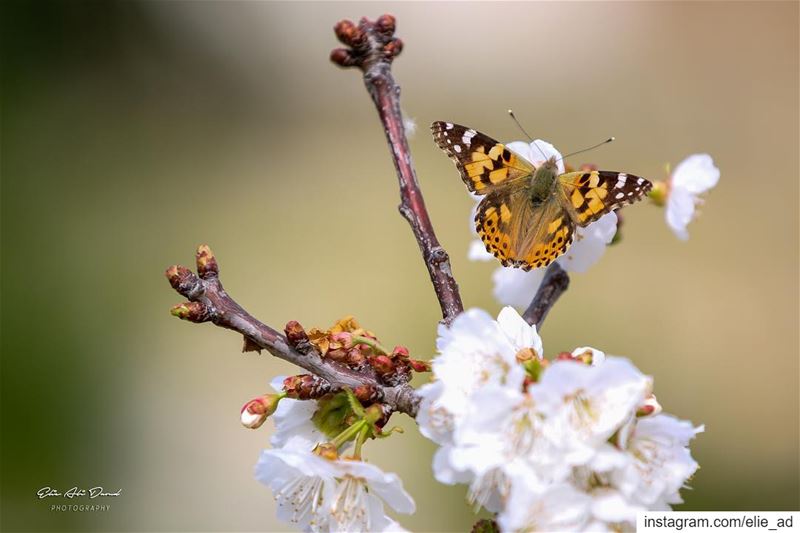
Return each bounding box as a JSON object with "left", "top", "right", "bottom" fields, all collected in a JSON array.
[{"left": 2, "top": 1, "right": 798, "bottom": 531}]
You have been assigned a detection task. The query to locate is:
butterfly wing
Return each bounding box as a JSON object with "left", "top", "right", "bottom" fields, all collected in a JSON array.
[
  {"left": 557, "top": 170, "right": 653, "bottom": 227},
  {"left": 431, "top": 121, "right": 535, "bottom": 195},
  {"left": 476, "top": 185, "right": 574, "bottom": 270}
]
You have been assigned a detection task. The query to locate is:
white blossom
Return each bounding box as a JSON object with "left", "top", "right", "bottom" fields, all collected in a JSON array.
[
  {"left": 328, "top": 460, "right": 415, "bottom": 532},
  {"left": 666, "top": 154, "right": 719, "bottom": 240},
  {"left": 419, "top": 308, "right": 535, "bottom": 432},
  {"left": 418, "top": 307, "right": 542, "bottom": 490},
  {"left": 255, "top": 446, "right": 338, "bottom": 531},
  {"left": 612, "top": 414, "right": 703, "bottom": 508},
  {"left": 418, "top": 306, "right": 701, "bottom": 532},
  {"left": 255, "top": 446, "right": 414, "bottom": 532},
  {"left": 531, "top": 358, "right": 650, "bottom": 468}
]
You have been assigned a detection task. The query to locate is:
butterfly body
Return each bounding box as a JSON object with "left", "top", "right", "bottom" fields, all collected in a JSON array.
[
  {"left": 528, "top": 157, "right": 560, "bottom": 206},
  {"left": 432, "top": 121, "right": 652, "bottom": 271}
]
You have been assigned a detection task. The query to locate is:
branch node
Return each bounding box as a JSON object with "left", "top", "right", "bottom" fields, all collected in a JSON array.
[{"left": 165, "top": 265, "right": 203, "bottom": 299}]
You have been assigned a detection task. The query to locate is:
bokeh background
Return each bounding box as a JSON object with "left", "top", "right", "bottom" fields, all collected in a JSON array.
[{"left": 2, "top": 1, "right": 798, "bottom": 531}]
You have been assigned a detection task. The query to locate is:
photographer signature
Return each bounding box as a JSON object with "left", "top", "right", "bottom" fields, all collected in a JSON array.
[{"left": 37, "top": 487, "right": 122, "bottom": 500}]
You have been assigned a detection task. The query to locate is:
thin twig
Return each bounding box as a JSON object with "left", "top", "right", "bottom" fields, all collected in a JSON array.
[
  {"left": 522, "top": 263, "right": 570, "bottom": 329},
  {"left": 166, "top": 245, "right": 420, "bottom": 417},
  {"left": 331, "top": 15, "right": 463, "bottom": 325}
]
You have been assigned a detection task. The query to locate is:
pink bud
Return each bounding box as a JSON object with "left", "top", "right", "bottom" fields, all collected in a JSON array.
[
  {"left": 408, "top": 359, "right": 431, "bottom": 373},
  {"left": 330, "top": 332, "right": 354, "bottom": 349},
  {"left": 637, "top": 394, "right": 662, "bottom": 417},
  {"left": 240, "top": 394, "right": 281, "bottom": 429},
  {"left": 370, "top": 355, "right": 394, "bottom": 375},
  {"left": 391, "top": 345, "right": 410, "bottom": 358}
]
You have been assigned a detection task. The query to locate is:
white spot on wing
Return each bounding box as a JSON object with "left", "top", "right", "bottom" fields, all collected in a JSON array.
[
  {"left": 462, "top": 129, "right": 477, "bottom": 145},
  {"left": 454, "top": 145, "right": 462, "bottom": 153},
  {"left": 445, "top": 122, "right": 454, "bottom": 130},
  {"left": 616, "top": 174, "right": 627, "bottom": 189},
  {"left": 615, "top": 192, "right": 625, "bottom": 199}
]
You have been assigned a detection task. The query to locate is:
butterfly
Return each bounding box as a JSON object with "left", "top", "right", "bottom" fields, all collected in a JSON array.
[{"left": 432, "top": 121, "right": 653, "bottom": 270}]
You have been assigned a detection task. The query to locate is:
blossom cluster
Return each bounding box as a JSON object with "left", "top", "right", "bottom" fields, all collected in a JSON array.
[
  {"left": 245, "top": 317, "right": 422, "bottom": 532},
  {"left": 417, "top": 307, "right": 702, "bottom": 532},
  {"left": 254, "top": 380, "right": 415, "bottom": 532},
  {"left": 469, "top": 139, "right": 719, "bottom": 309}
]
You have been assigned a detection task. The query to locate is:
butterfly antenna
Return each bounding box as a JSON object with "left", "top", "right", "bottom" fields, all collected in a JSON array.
[
  {"left": 559, "top": 137, "right": 616, "bottom": 162},
  {"left": 507, "top": 109, "right": 548, "bottom": 160}
]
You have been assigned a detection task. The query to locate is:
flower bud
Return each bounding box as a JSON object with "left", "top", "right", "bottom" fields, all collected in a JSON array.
[
  {"left": 346, "top": 348, "right": 366, "bottom": 366},
  {"left": 195, "top": 244, "right": 218, "bottom": 279},
  {"left": 285, "top": 320, "right": 314, "bottom": 355},
  {"left": 330, "top": 332, "right": 354, "bottom": 350},
  {"left": 648, "top": 180, "right": 668, "bottom": 206},
  {"left": 326, "top": 348, "right": 348, "bottom": 362},
  {"left": 408, "top": 359, "right": 431, "bottom": 373},
  {"left": 283, "top": 374, "right": 333, "bottom": 400},
  {"left": 391, "top": 345, "right": 410, "bottom": 358},
  {"left": 515, "top": 347, "right": 539, "bottom": 363},
  {"left": 571, "top": 347, "right": 605, "bottom": 366},
  {"left": 170, "top": 301, "right": 209, "bottom": 323},
  {"left": 637, "top": 394, "right": 663, "bottom": 417},
  {"left": 240, "top": 394, "right": 282, "bottom": 429},
  {"left": 334, "top": 19, "right": 365, "bottom": 47},
  {"left": 375, "top": 14, "right": 396, "bottom": 37},
  {"left": 330, "top": 48, "right": 356, "bottom": 67},
  {"left": 165, "top": 265, "right": 200, "bottom": 297},
  {"left": 556, "top": 351, "right": 576, "bottom": 361},
  {"left": 353, "top": 385, "right": 379, "bottom": 403},
  {"left": 370, "top": 355, "right": 394, "bottom": 375},
  {"left": 383, "top": 39, "right": 403, "bottom": 58}
]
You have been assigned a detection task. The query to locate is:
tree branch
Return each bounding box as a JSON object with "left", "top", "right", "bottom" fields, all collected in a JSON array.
[
  {"left": 522, "top": 263, "right": 570, "bottom": 329},
  {"left": 166, "top": 245, "right": 420, "bottom": 417},
  {"left": 331, "top": 15, "right": 463, "bottom": 325}
]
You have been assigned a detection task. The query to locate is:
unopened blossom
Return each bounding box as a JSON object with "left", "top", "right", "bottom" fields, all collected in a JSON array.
[
  {"left": 664, "top": 153, "right": 720, "bottom": 240},
  {"left": 467, "top": 139, "right": 619, "bottom": 308}
]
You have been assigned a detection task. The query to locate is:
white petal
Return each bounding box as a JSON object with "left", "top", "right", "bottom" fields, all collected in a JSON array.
[
  {"left": 571, "top": 346, "right": 606, "bottom": 366},
  {"left": 498, "top": 483, "right": 591, "bottom": 532},
  {"left": 492, "top": 267, "right": 545, "bottom": 309},
  {"left": 506, "top": 141, "right": 535, "bottom": 164},
  {"left": 270, "top": 397, "right": 323, "bottom": 449},
  {"left": 665, "top": 187, "right": 695, "bottom": 241},
  {"left": 270, "top": 375, "right": 286, "bottom": 392},
  {"left": 557, "top": 212, "right": 617, "bottom": 273},
  {"left": 497, "top": 306, "right": 543, "bottom": 355},
  {"left": 672, "top": 154, "right": 719, "bottom": 194},
  {"left": 506, "top": 139, "right": 565, "bottom": 173},
  {"left": 590, "top": 489, "right": 643, "bottom": 522},
  {"left": 468, "top": 239, "right": 494, "bottom": 261},
  {"left": 336, "top": 461, "right": 416, "bottom": 515},
  {"left": 432, "top": 444, "right": 474, "bottom": 485}
]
